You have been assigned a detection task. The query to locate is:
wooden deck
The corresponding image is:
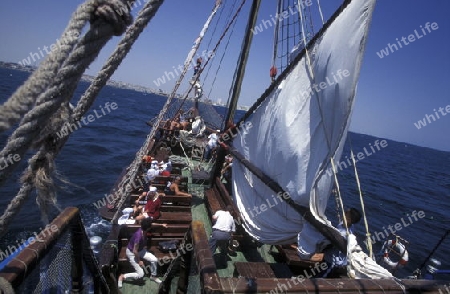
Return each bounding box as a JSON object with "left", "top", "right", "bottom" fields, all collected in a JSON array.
[{"left": 99, "top": 143, "right": 449, "bottom": 294}]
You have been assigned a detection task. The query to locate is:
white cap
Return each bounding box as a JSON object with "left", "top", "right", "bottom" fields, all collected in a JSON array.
[{"left": 149, "top": 187, "right": 157, "bottom": 192}]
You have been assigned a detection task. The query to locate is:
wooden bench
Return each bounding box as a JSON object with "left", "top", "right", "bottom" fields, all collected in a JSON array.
[
  {"left": 204, "top": 186, "right": 226, "bottom": 220},
  {"left": 157, "top": 212, "right": 192, "bottom": 224},
  {"left": 276, "top": 245, "right": 324, "bottom": 267},
  {"left": 215, "top": 177, "right": 238, "bottom": 215},
  {"left": 126, "top": 223, "right": 189, "bottom": 233},
  {"left": 160, "top": 204, "right": 191, "bottom": 213},
  {"left": 124, "top": 223, "right": 189, "bottom": 238},
  {"left": 152, "top": 183, "right": 189, "bottom": 193},
  {"left": 160, "top": 195, "right": 192, "bottom": 206},
  {"left": 129, "top": 193, "right": 191, "bottom": 207},
  {"left": 234, "top": 262, "right": 276, "bottom": 279},
  {"left": 153, "top": 175, "right": 188, "bottom": 185}
]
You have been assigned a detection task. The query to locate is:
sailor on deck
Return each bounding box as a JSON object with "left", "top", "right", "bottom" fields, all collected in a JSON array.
[
  {"left": 190, "top": 116, "right": 206, "bottom": 137},
  {"left": 203, "top": 130, "right": 219, "bottom": 160},
  {"left": 296, "top": 208, "right": 361, "bottom": 277},
  {"left": 209, "top": 205, "right": 236, "bottom": 255}
]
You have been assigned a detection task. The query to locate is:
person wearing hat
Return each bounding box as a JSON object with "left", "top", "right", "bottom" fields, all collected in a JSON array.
[{"left": 135, "top": 187, "right": 162, "bottom": 222}]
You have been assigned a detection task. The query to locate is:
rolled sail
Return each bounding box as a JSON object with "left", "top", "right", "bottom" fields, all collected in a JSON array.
[{"left": 233, "top": 0, "right": 376, "bottom": 244}]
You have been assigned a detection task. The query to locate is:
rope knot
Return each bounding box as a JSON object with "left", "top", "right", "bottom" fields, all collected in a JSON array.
[{"left": 92, "top": 0, "right": 133, "bottom": 35}]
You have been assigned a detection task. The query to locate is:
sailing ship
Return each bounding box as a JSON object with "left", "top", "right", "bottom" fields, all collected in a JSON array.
[{"left": 0, "top": 0, "right": 448, "bottom": 293}]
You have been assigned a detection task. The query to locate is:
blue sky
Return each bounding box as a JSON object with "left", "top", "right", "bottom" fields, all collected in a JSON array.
[{"left": 0, "top": 1, "right": 449, "bottom": 151}]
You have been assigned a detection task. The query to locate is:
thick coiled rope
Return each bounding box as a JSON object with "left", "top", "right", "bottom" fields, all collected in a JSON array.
[
  {"left": 0, "top": 0, "right": 162, "bottom": 236},
  {"left": 0, "top": 0, "right": 130, "bottom": 133}
]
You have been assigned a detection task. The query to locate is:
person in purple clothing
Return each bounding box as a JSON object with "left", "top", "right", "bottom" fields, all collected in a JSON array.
[{"left": 117, "top": 218, "right": 167, "bottom": 288}]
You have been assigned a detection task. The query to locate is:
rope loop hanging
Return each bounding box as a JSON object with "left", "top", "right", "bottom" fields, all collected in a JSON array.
[
  {"left": 0, "top": 0, "right": 162, "bottom": 236},
  {"left": 92, "top": 0, "right": 134, "bottom": 35}
]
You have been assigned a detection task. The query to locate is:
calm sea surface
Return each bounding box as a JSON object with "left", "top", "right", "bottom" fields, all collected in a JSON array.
[{"left": 0, "top": 66, "right": 449, "bottom": 278}]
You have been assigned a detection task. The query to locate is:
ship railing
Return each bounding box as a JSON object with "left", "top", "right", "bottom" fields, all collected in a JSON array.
[{"left": 0, "top": 207, "right": 109, "bottom": 293}]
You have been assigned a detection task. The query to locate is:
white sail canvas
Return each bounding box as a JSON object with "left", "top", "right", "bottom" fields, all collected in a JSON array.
[{"left": 233, "top": 0, "right": 375, "bottom": 246}]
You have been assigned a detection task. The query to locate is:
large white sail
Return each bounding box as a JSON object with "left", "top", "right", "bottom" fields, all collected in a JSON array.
[{"left": 233, "top": 0, "right": 376, "bottom": 244}]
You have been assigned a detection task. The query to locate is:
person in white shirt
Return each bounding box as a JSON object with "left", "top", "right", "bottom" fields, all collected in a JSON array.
[
  {"left": 190, "top": 116, "right": 206, "bottom": 137},
  {"left": 203, "top": 130, "right": 219, "bottom": 160},
  {"left": 209, "top": 205, "right": 236, "bottom": 254},
  {"left": 146, "top": 160, "right": 161, "bottom": 182}
]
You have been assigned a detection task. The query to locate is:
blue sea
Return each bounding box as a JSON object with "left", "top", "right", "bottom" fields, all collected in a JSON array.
[{"left": 0, "top": 66, "right": 449, "bottom": 279}]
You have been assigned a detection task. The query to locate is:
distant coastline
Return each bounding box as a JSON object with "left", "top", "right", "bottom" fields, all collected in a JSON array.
[{"left": 0, "top": 61, "right": 249, "bottom": 111}]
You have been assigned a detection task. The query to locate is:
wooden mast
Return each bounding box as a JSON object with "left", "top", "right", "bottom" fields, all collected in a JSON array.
[
  {"left": 214, "top": 0, "right": 262, "bottom": 180},
  {"left": 223, "top": 0, "right": 261, "bottom": 125}
]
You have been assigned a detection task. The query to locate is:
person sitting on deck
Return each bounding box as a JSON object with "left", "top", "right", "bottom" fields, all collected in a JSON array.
[
  {"left": 146, "top": 160, "right": 161, "bottom": 182},
  {"left": 295, "top": 207, "right": 361, "bottom": 278},
  {"left": 132, "top": 187, "right": 154, "bottom": 217},
  {"left": 209, "top": 205, "right": 236, "bottom": 255},
  {"left": 117, "top": 218, "right": 166, "bottom": 288},
  {"left": 169, "top": 111, "right": 182, "bottom": 131},
  {"left": 169, "top": 110, "right": 190, "bottom": 132},
  {"left": 134, "top": 187, "right": 162, "bottom": 222},
  {"left": 321, "top": 208, "right": 361, "bottom": 277},
  {"left": 159, "top": 156, "right": 172, "bottom": 177},
  {"left": 164, "top": 176, "right": 192, "bottom": 198},
  {"left": 178, "top": 111, "right": 190, "bottom": 130}
]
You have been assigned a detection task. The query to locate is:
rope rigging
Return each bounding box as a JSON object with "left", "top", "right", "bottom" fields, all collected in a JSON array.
[
  {"left": 204, "top": 0, "right": 240, "bottom": 104},
  {"left": 111, "top": 0, "right": 251, "bottom": 221},
  {"left": 168, "top": 0, "right": 247, "bottom": 128},
  {"left": 0, "top": 0, "right": 165, "bottom": 236},
  {"left": 270, "top": 0, "right": 315, "bottom": 80}
]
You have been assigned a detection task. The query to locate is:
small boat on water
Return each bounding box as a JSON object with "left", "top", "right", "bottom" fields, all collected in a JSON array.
[{"left": 0, "top": 0, "right": 448, "bottom": 293}]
